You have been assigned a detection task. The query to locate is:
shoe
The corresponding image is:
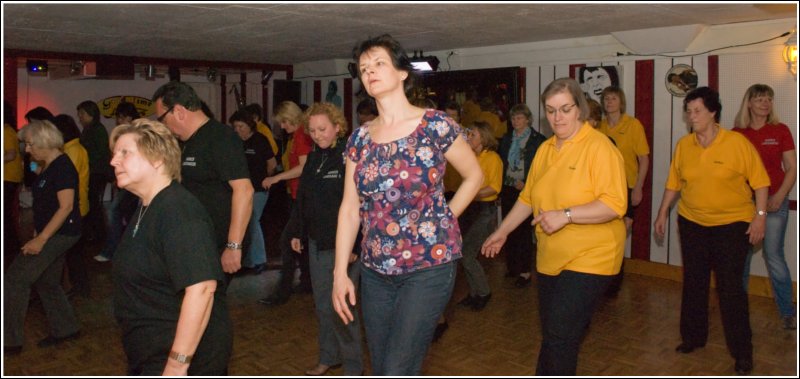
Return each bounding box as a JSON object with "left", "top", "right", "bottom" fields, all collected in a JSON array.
[
  {"left": 675, "top": 342, "right": 703, "bottom": 354},
  {"left": 93, "top": 254, "right": 110, "bottom": 262},
  {"left": 734, "top": 357, "right": 753, "bottom": 375},
  {"left": 782, "top": 315, "right": 796, "bottom": 330},
  {"left": 514, "top": 276, "right": 532, "bottom": 288},
  {"left": 304, "top": 363, "right": 340, "bottom": 376},
  {"left": 4, "top": 345, "right": 22, "bottom": 356},
  {"left": 471, "top": 293, "right": 492, "bottom": 311},
  {"left": 37, "top": 331, "right": 81, "bottom": 348},
  {"left": 457, "top": 295, "right": 475, "bottom": 307},
  {"left": 258, "top": 294, "right": 289, "bottom": 306},
  {"left": 432, "top": 321, "right": 449, "bottom": 342}
]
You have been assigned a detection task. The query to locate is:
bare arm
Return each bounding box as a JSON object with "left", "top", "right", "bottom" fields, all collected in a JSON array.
[
  {"left": 22, "top": 188, "right": 74, "bottom": 255},
  {"left": 631, "top": 154, "right": 650, "bottom": 206},
  {"left": 220, "top": 178, "right": 253, "bottom": 274},
  {"left": 266, "top": 157, "right": 277, "bottom": 177},
  {"left": 445, "top": 136, "right": 483, "bottom": 217},
  {"left": 747, "top": 186, "right": 768, "bottom": 245},
  {"left": 768, "top": 149, "right": 796, "bottom": 211},
  {"left": 653, "top": 189, "right": 680, "bottom": 241},
  {"left": 533, "top": 199, "right": 620, "bottom": 235},
  {"left": 162, "top": 280, "right": 217, "bottom": 376},
  {"left": 263, "top": 155, "right": 307, "bottom": 189},
  {"left": 332, "top": 159, "right": 360, "bottom": 324}
]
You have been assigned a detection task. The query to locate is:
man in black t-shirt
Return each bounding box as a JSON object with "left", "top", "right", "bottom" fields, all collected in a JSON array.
[{"left": 152, "top": 82, "right": 253, "bottom": 277}]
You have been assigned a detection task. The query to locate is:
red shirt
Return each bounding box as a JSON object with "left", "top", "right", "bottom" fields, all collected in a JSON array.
[
  {"left": 288, "top": 126, "right": 313, "bottom": 199},
  {"left": 734, "top": 123, "right": 795, "bottom": 195}
]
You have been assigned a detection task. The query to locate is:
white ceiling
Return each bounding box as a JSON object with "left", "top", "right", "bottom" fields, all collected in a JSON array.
[{"left": 3, "top": 2, "right": 797, "bottom": 65}]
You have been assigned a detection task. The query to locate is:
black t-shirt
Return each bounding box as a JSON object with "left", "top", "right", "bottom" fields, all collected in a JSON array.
[
  {"left": 32, "top": 154, "right": 81, "bottom": 236},
  {"left": 242, "top": 132, "right": 274, "bottom": 192},
  {"left": 112, "top": 181, "right": 231, "bottom": 375},
  {"left": 179, "top": 119, "right": 250, "bottom": 249}
]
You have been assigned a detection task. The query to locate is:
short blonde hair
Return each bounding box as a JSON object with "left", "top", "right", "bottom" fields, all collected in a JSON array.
[
  {"left": 19, "top": 120, "right": 64, "bottom": 150},
  {"left": 110, "top": 118, "right": 182, "bottom": 181},
  {"left": 734, "top": 84, "right": 780, "bottom": 128},
  {"left": 304, "top": 102, "right": 349, "bottom": 138},
  {"left": 274, "top": 101, "right": 304, "bottom": 126}
]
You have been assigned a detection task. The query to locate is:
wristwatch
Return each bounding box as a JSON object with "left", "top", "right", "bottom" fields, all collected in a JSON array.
[
  {"left": 564, "top": 208, "right": 573, "bottom": 224},
  {"left": 169, "top": 350, "right": 192, "bottom": 364},
  {"left": 756, "top": 209, "right": 767, "bottom": 216},
  {"left": 225, "top": 241, "right": 243, "bottom": 250}
]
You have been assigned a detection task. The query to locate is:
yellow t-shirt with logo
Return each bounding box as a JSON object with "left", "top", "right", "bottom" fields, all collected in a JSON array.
[
  {"left": 476, "top": 111, "right": 507, "bottom": 139},
  {"left": 4, "top": 124, "right": 23, "bottom": 183},
  {"left": 476, "top": 149, "right": 503, "bottom": 202},
  {"left": 666, "top": 127, "right": 770, "bottom": 226},
  {"left": 599, "top": 114, "right": 649, "bottom": 188},
  {"left": 63, "top": 139, "right": 91, "bottom": 217},
  {"left": 519, "top": 123, "right": 627, "bottom": 276}
]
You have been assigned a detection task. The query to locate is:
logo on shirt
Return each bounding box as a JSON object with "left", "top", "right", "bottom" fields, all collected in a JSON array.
[
  {"left": 713, "top": 160, "right": 724, "bottom": 165},
  {"left": 183, "top": 156, "right": 196, "bottom": 167},
  {"left": 762, "top": 138, "right": 779, "bottom": 146}
]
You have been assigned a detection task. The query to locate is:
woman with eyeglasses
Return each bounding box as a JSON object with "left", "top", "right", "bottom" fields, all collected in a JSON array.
[{"left": 482, "top": 77, "right": 627, "bottom": 375}]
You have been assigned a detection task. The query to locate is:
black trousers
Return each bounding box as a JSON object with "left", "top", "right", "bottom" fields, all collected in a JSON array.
[
  {"left": 678, "top": 216, "right": 752, "bottom": 360},
  {"left": 500, "top": 187, "right": 534, "bottom": 276},
  {"left": 86, "top": 173, "right": 108, "bottom": 240},
  {"left": 4, "top": 181, "right": 20, "bottom": 270},
  {"left": 276, "top": 199, "right": 310, "bottom": 296}
]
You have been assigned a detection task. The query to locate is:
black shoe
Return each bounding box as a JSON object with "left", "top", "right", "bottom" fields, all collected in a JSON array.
[
  {"left": 514, "top": 276, "right": 532, "bottom": 288},
  {"left": 432, "top": 321, "right": 449, "bottom": 342},
  {"left": 734, "top": 357, "right": 753, "bottom": 375},
  {"left": 37, "top": 331, "right": 81, "bottom": 348},
  {"left": 4, "top": 345, "right": 22, "bottom": 356},
  {"left": 457, "top": 295, "right": 475, "bottom": 307},
  {"left": 471, "top": 293, "right": 492, "bottom": 311},
  {"left": 258, "top": 294, "right": 289, "bottom": 306},
  {"left": 675, "top": 342, "right": 703, "bottom": 354}
]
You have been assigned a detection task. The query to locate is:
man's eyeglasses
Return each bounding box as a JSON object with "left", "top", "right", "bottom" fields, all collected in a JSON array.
[
  {"left": 157, "top": 106, "right": 174, "bottom": 123},
  {"left": 544, "top": 103, "right": 577, "bottom": 117}
]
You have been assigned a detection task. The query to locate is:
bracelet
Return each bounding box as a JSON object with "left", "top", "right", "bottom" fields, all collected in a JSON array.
[
  {"left": 225, "top": 241, "right": 243, "bottom": 250},
  {"left": 564, "top": 208, "right": 572, "bottom": 224},
  {"left": 169, "top": 350, "right": 192, "bottom": 364}
]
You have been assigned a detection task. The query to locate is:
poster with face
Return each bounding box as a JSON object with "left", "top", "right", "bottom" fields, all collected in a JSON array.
[{"left": 574, "top": 66, "right": 622, "bottom": 104}]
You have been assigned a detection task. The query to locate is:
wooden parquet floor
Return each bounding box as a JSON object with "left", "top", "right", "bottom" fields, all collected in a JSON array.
[{"left": 2, "top": 242, "right": 798, "bottom": 376}]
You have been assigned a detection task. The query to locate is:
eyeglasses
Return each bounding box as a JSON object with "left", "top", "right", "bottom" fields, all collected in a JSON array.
[
  {"left": 544, "top": 103, "right": 577, "bottom": 117},
  {"left": 156, "top": 106, "right": 174, "bottom": 123}
]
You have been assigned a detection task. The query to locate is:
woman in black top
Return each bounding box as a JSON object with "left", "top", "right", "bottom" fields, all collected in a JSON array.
[
  {"left": 287, "top": 103, "right": 363, "bottom": 376},
  {"left": 230, "top": 110, "right": 276, "bottom": 273},
  {"left": 110, "top": 119, "right": 231, "bottom": 375},
  {"left": 4, "top": 120, "right": 82, "bottom": 355}
]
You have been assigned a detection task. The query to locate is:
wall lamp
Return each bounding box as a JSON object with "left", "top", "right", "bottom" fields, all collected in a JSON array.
[{"left": 783, "top": 30, "right": 797, "bottom": 78}]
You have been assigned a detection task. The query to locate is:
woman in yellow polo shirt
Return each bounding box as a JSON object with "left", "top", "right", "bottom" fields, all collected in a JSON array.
[
  {"left": 457, "top": 121, "right": 503, "bottom": 311},
  {"left": 482, "top": 78, "right": 627, "bottom": 375},
  {"left": 654, "top": 87, "right": 769, "bottom": 376}
]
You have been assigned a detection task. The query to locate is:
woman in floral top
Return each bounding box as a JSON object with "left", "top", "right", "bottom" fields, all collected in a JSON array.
[{"left": 332, "top": 34, "right": 483, "bottom": 376}]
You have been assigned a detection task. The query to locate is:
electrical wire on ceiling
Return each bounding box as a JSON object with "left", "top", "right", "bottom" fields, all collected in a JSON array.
[{"left": 618, "top": 31, "right": 791, "bottom": 58}]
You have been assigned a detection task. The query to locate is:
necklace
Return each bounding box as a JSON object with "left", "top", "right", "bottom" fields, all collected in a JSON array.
[
  {"left": 316, "top": 154, "right": 329, "bottom": 174},
  {"left": 133, "top": 204, "right": 149, "bottom": 237}
]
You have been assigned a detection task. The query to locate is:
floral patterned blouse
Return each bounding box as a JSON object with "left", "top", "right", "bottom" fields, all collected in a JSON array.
[{"left": 347, "top": 109, "right": 463, "bottom": 275}]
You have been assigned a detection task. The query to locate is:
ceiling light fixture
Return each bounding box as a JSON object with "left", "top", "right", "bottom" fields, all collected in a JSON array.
[
  {"left": 144, "top": 64, "right": 156, "bottom": 80},
  {"left": 261, "top": 71, "right": 274, "bottom": 85},
  {"left": 410, "top": 51, "right": 440, "bottom": 72}
]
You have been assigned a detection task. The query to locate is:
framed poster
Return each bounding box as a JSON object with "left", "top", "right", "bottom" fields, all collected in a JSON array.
[
  {"left": 665, "top": 64, "right": 699, "bottom": 97},
  {"left": 573, "top": 66, "right": 622, "bottom": 104}
]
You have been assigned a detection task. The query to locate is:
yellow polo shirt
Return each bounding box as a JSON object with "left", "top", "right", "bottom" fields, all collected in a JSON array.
[
  {"left": 519, "top": 122, "right": 627, "bottom": 276},
  {"left": 476, "top": 149, "right": 503, "bottom": 202},
  {"left": 477, "top": 111, "right": 507, "bottom": 139},
  {"left": 599, "top": 114, "right": 649, "bottom": 188},
  {"left": 63, "top": 139, "right": 90, "bottom": 217},
  {"left": 4, "top": 124, "right": 23, "bottom": 183},
  {"left": 461, "top": 100, "right": 481, "bottom": 128},
  {"left": 256, "top": 121, "right": 279, "bottom": 156},
  {"left": 666, "top": 127, "right": 770, "bottom": 226}
]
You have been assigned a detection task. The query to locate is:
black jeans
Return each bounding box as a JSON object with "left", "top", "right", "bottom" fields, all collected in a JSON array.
[
  {"left": 275, "top": 199, "right": 310, "bottom": 297},
  {"left": 500, "top": 187, "right": 534, "bottom": 276},
  {"left": 4, "top": 181, "right": 20, "bottom": 270},
  {"left": 86, "top": 173, "right": 108, "bottom": 240},
  {"left": 678, "top": 216, "right": 752, "bottom": 360}
]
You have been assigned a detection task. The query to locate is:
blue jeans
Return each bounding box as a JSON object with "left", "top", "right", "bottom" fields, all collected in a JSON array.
[
  {"left": 744, "top": 198, "right": 795, "bottom": 317},
  {"left": 308, "top": 240, "right": 363, "bottom": 375},
  {"left": 99, "top": 189, "right": 138, "bottom": 259},
  {"left": 536, "top": 270, "right": 612, "bottom": 375},
  {"left": 243, "top": 191, "right": 268, "bottom": 267},
  {"left": 360, "top": 261, "right": 456, "bottom": 375}
]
